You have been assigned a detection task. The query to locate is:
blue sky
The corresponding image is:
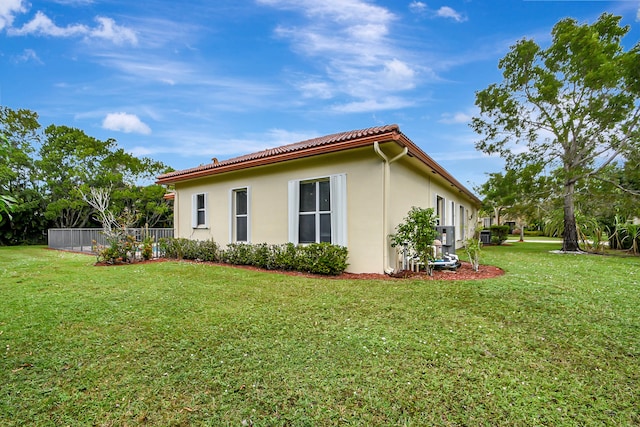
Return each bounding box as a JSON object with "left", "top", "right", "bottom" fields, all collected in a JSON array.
[{"left": 1, "top": 0, "right": 639, "bottom": 191}]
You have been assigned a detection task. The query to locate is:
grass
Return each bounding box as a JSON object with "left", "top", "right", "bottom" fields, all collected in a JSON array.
[
  {"left": 1, "top": 245, "right": 639, "bottom": 426},
  {"left": 507, "top": 234, "right": 562, "bottom": 241}
]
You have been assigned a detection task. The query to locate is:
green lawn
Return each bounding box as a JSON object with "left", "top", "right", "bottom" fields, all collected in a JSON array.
[
  {"left": 1, "top": 245, "right": 638, "bottom": 426},
  {"left": 507, "top": 234, "right": 563, "bottom": 242}
]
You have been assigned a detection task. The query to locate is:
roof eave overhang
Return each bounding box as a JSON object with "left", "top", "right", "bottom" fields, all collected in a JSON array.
[
  {"left": 155, "top": 131, "right": 398, "bottom": 185},
  {"left": 155, "top": 128, "right": 481, "bottom": 206}
]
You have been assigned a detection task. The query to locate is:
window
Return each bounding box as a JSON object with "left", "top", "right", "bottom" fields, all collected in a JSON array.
[
  {"left": 299, "top": 179, "right": 331, "bottom": 243},
  {"left": 230, "top": 188, "right": 250, "bottom": 242},
  {"left": 436, "top": 195, "right": 445, "bottom": 225},
  {"left": 288, "top": 174, "right": 347, "bottom": 246},
  {"left": 191, "top": 193, "right": 208, "bottom": 228},
  {"left": 451, "top": 201, "right": 455, "bottom": 227},
  {"left": 459, "top": 205, "right": 466, "bottom": 240}
]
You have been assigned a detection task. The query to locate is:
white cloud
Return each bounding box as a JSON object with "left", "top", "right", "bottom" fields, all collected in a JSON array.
[
  {"left": 332, "top": 97, "right": 414, "bottom": 113},
  {"left": 14, "top": 48, "right": 42, "bottom": 64},
  {"left": 90, "top": 16, "right": 137, "bottom": 45},
  {"left": 102, "top": 112, "right": 151, "bottom": 135},
  {"left": 257, "top": 0, "right": 394, "bottom": 24},
  {"left": 347, "top": 22, "right": 388, "bottom": 41},
  {"left": 439, "top": 111, "right": 473, "bottom": 124},
  {"left": 92, "top": 52, "right": 193, "bottom": 84},
  {"left": 8, "top": 11, "right": 137, "bottom": 45},
  {"left": 259, "top": 0, "right": 425, "bottom": 112},
  {"left": 297, "top": 80, "right": 334, "bottom": 99},
  {"left": 132, "top": 127, "right": 321, "bottom": 160},
  {"left": 209, "top": 128, "right": 320, "bottom": 156},
  {"left": 408, "top": 2, "right": 467, "bottom": 23},
  {"left": 9, "top": 11, "right": 87, "bottom": 37},
  {"left": 637, "top": 6, "right": 640, "bottom": 21},
  {"left": 262, "top": 128, "right": 319, "bottom": 146},
  {"left": 52, "top": 0, "right": 95, "bottom": 5},
  {"left": 0, "top": 0, "right": 26, "bottom": 31},
  {"left": 128, "top": 146, "right": 154, "bottom": 157},
  {"left": 382, "top": 59, "right": 416, "bottom": 90},
  {"left": 430, "top": 150, "right": 488, "bottom": 161},
  {"left": 409, "top": 1, "right": 427, "bottom": 14},
  {"left": 436, "top": 6, "right": 467, "bottom": 23}
]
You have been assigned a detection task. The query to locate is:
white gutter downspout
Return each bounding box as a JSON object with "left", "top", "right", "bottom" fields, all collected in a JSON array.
[{"left": 374, "top": 141, "right": 408, "bottom": 274}]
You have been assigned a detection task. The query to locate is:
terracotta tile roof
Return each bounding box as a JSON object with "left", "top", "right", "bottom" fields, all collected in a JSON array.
[
  {"left": 156, "top": 124, "right": 481, "bottom": 204},
  {"left": 156, "top": 124, "right": 400, "bottom": 183}
]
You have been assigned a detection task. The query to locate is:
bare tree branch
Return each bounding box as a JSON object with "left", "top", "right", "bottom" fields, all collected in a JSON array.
[{"left": 591, "top": 176, "right": 640, "bottom": 196}]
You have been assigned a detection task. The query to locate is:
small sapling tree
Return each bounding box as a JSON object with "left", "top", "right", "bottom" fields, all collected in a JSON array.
[
  {"left": 464, "top": 237, "right": 482, "bottom": 272},
  {"left": 390, "top": 206, "right": 439, "bottom": 269}
]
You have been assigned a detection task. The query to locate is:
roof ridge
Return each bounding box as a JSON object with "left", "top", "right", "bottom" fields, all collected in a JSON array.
[
  {"left": 223, "top": 124, "right": 399, "bottom": 163},
  {"left": 158, "top": 124, "right": 399, "bottom": 180}
]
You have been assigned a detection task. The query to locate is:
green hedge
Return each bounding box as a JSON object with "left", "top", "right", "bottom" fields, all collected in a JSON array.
[
  {"left": 159, "top": 238, "right": 221, "bottom": 261},
  {"left": 159, "top": 238, "right": 348, "bottom": 276},
  {"left": 489, "top": 225, "right": 510, "bottom": 245}
]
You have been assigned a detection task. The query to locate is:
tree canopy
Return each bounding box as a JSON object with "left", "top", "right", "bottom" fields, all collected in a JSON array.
[
  {"left": 0, "top": 134, "right": 18, "bottom": 221},
  {"left": 36, "top": 125, "right": 169, "bottom": 228},
  {"left": 0, "top": 106, "right": 173, "bottom": 245},
  {"left": 472, "top": 13, "right": 640, "bottom": 251},
  {"left": 478, "top": 164, "right": 553, "bottom": 230}
]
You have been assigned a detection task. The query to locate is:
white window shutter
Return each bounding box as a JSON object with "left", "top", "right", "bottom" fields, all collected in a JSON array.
[
  {"left": 228, "top": 189, "right": 233, "bottom": 243},
  {"left": 330, "top": 173, "right": 347, "bottom": 247},
  {"left": 246, "top": 187, "right": 251, "bottom": 243},
  {"left": 192, "top": 192, "right": 208, "bottom": 228},
  {"left": 441, "top": 197, "right": 446, "bottom": 225},
  {"left": 191, "top": 194, "right": 198, "bottom": 228},
  {"left": 203, "top": 192, "right": 208, "bottom": 228},
  {"left": 451, "top": 201, "right": 455, "bottom": 227},
  {"left": 288, "top": 180, "right": 299, "bottom": 244}
]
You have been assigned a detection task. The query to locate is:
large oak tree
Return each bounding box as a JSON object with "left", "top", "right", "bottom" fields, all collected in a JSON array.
[
  {"left": 472, "top": 13, "right": 640, "bottom": 252},
  {"left": 36, "top": 125, "right": 169, "bottom": 228}
]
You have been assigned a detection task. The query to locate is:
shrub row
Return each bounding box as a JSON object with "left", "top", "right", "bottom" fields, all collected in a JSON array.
[
  {"left": 159, "top": 238, "right": 349, "bottom": 276},
  {"left": 159, "top": 238, "right": 221, "bottom": 262}
]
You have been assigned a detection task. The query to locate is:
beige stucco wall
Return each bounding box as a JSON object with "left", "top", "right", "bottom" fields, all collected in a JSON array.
[
  {"left": 389, "top": 156, "right": 478, "bottom": 236},
  {"left": 383, "top": 148, "right": 478, "bottom": 271},
  {"left": 174, "top": 146, "right": 386, "bottom": 273},
  {"left": 172, "top": 142, "right": 478, "bottom": 274}
]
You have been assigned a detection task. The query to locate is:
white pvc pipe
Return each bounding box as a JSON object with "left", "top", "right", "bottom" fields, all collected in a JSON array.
[{"left": 373, "top": 141, "right": 408, "bottom": 274}]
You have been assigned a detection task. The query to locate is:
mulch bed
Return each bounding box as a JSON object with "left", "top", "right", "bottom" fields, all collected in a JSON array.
[
  {"left": 330, "top": 261, "right": 504, "bottom": 281},
  {"left": 94, "top": 257, "right": 504, "bottom": 281}
]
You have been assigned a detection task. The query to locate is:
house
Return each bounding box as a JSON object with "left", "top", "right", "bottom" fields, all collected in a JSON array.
[{"left": 156, "top": 124, "right": 482, "bottom": 274}]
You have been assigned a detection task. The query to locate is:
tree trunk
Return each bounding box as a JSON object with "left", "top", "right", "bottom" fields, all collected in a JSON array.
[
  {"left": 562, "top": 181, "right": 580, "bottom": 252},
  {"left": 519, "top": 221, "right": 525, "bottom": 242}
]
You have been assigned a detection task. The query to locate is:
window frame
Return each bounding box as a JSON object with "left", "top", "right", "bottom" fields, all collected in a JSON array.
[
  {"left": 191, "top": 192, "right": 208, "bottom": 229},
  {"left": 229, "top": 187, "right": 251, "bottom": 243},
  {"left": 451, "top": 201, "right": 455, "bottom": 227},
  {"left": 435, "top": 194, "right": 445, "bottom": 226},
  {"left": 298, "top": 178, "right": 331, "bottom": 244},
  {"left": 288, "top": 173, "right": 347, "bottom": 246},
  {"left": 459, "top": 205, "right": 466, "bottom": 241}
]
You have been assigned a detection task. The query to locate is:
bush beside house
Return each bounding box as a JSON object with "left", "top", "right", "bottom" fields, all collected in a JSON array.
[
  {"left": 159, "top": 238, "right": 348, "bottom": 275},
  {"left": 489, "top": 225, "right": 510, "bottom": 245}
]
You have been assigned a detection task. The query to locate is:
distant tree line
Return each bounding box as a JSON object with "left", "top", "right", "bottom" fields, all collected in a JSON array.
[{"left": 0, "top": 106, "right": 173, "bottom": 245}]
